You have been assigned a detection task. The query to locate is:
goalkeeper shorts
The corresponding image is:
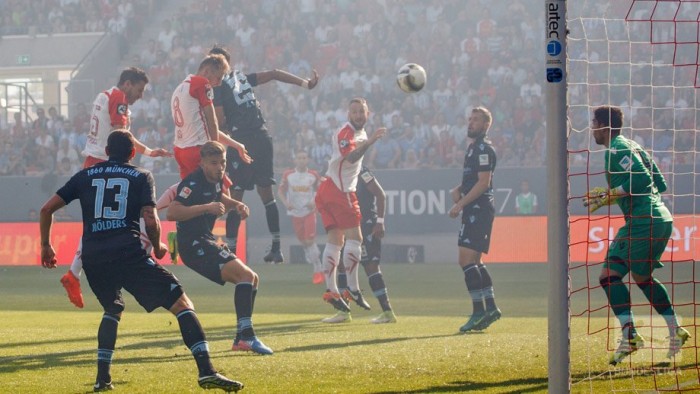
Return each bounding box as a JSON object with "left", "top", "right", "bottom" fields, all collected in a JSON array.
[{"left": 604, "top": 220, "right": 673, "bottom": 277}]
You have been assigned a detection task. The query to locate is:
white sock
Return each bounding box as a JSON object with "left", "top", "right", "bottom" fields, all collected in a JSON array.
[
  {"left": 306, "top": 244, "right": 321, "bottom": 271},
  {"left": 343, "top": 239, "right": 362, "bottom": 291},
  {"left": 303, "top": 245, "right": 313, "bottom": 265},
  {"left": 69, "top": 239, "right": 83, "bottom": 277},
  {"left": 322, "top": 243, "right": 342, "bottom": 293}
]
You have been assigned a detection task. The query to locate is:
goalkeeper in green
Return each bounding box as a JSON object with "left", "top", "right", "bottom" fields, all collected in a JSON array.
[{"left": 586, "top": 105, "right": 689, "bottom": 365}]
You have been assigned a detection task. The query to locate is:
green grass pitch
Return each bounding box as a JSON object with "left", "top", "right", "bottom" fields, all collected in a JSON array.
[{"left": 0, "top": 263, "right": 697, "bottom": 393}]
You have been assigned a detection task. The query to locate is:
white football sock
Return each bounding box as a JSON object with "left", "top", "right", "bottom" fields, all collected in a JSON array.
[
  {"left": 322, "top": 243, "right": 342, "bottom": 293},
  {"left": 69, "top": 239, "right": 83, "bottom": 277},
  {"left": 343, "top": 239, "right": 362, "bottom": 291}
]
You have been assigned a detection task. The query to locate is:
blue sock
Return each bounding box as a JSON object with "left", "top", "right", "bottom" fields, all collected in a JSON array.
[
  {"left": 235, "top": 282, "right": 255, "bottom": 339},
  {"left": 97, "top": 313, "right": 120, "bottom": 383},
  {"left": 462, "top": 264, "right": 485, "bottom": 313},
  {"left": 176, "top": 309, "right": 214, "bottom": 376}
]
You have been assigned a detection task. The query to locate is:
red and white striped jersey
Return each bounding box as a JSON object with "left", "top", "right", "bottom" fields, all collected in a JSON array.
[
  {"left": 325, "top": 121, "right": 367, "bottom": 192},
  {"left": 82, "top": 86, "right": 130, "bottom": 160},
  {"left": 280, "top": 168, "right": 321, "bottom": 217},
  {"left": 172, "top": 74, "right": 214, "bottom": 148}
]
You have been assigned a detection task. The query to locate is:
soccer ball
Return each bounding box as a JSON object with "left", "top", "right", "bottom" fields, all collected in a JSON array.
[{"left": 396, "top": 63, "right": 427, "bottom": 93}]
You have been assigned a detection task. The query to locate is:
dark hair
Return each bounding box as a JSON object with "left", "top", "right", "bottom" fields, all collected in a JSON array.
[
  {"left": 209, "top": 45, "right": 231, "bottom": 63},
  {"left": 593, "top": 105, "right": 623, "bottom": 135},
  {"left": 118, "top": 67, "right": 149, "bottom": 86},
  {"left": 106, "top": 129, "right": 135, "bottom": 162}
]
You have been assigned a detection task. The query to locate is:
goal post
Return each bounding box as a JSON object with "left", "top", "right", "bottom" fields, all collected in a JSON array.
[
  {"left": 545, "top": 1, "right": 571, "bottom": 393},
  {"left": 555, "top": 0, "right": 700, "bottom": 392}
]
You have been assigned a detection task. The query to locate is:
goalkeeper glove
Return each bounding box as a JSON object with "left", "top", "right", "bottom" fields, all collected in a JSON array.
[{"left": 583, "top": 186, "right": 623, "bottom": 213}]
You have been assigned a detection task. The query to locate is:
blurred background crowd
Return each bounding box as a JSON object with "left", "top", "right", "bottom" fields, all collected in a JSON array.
[{"left": 0, "top": 0, "right": 569, "bottom": 177}]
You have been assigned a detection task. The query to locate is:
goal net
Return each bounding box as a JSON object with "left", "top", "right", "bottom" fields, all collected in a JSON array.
[{"left": 565, "top": 0, "right": 700, "bottom": 392}]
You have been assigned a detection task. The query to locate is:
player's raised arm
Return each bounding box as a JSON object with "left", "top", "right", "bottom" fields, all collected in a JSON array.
[
  {"left": 253, "top": 68, "right": 319, "bottom": 89},
  {"left": 132, "top": 137, "right": 172, "bottom": 158},
  {"left": 215, "top": 131, "right": 253, "bottom": 164},
  {"left": 346, "top": 127, "right": 386, "bottom": 164}
]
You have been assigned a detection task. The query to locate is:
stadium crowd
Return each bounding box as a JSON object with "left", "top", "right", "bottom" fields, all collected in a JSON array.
[
  {"left": 0, "top": 0, "right": 546, "bottom": 177},
  {"left": 0, "top": 0, "right": 154, "bottom": 37},
  {"left": 7, "top": 0, "right": 695, "bottom": 178}
]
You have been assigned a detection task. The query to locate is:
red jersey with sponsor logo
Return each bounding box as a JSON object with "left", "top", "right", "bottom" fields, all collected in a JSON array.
[
  {"left": 172, "top": 74, "right": 214, "bottom": 148},
  {"left": 325, "top": 121, "right": 367, "bottom": 192},
  {"left": 82, "top": 87, "right": 130, "bottom": 160}
]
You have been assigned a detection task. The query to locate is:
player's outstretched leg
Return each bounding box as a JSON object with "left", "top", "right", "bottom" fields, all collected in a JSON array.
[{"left": 61, "top": 240, "right": 84, "bottom": 308}]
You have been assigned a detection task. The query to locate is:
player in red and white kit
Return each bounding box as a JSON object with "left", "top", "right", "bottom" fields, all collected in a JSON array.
[
  {"left": 277, "top": 150, "right": 323, "bottom": 283},
  {"left": 82, "top": 67, "right": 171, "bottom": 167},
  {"left": 171, "top": 54, "right": 251, "bottom": 180},
  {"left": 166, "top": 54, "right": 253, "bottom": 263},
  {"left": 314, "top": 97, "right": 386, "bottom": 322},
  {"left": 60, "top": 68, "right": 172, "bottom": 308}
]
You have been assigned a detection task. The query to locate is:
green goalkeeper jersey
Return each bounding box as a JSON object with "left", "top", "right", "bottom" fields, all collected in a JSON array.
[{"left": 605, "top": 135, "right": 672, "bottom": 223}]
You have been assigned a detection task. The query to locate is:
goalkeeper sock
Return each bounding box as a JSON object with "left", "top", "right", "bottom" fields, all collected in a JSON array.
[
  {"left": 463, "top": 264, "right": 485, "bottom": 314},
  {"left": 601, "top": 276, "right": 636, "bottom": 339},
  {"left": 638, "top": 278, "right": 678, "bottom": 337},
  {"left": 478, "top": 263, "right": 498, "bottom": 311}
]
